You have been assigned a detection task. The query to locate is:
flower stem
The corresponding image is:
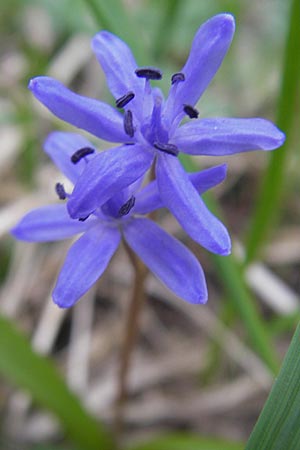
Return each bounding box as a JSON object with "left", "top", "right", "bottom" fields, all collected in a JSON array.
[{"left": 114, "top": 242, "right": 148, "bottom": 441}]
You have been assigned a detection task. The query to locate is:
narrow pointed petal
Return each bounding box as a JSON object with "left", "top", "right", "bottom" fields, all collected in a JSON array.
[
  {"left": 156, "top": 153, "right": 231, "bottom": 255},
  {"left": 134, "top": 164, "right": 227, "bottom": 215},
  {"left": 68, "top": 144, "right": 154, "bottom": 219},
  {"left": 44, "top": 131, "right": 96, "bottom": 184},
  {"left": 123, "top": 218, "right": 207, "bottom": 304},
  {"left": 165, "top": 14, "right": 235, "bottom": 122},
  {"left": 189, "top": 163, "right": 227, "bottom": 191},
  {"left": 92, "top": 31, "right": 144, "bottom": 103},
  {"left": 53, "top": 225, "right": 120, "bottom": 308},
  {"left": 29, "top": 77, "right": 128, "bottom": 142},
  {"left": 173, "top": 118, "right": 286, "bottom": 155},
  {"left": 11, "top": 204, "right": 93, "bottom": 242}
]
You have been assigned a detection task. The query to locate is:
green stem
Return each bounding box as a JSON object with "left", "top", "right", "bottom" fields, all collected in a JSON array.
[{"left": 245, "top": 0, "right": 300, "bottom": 263}]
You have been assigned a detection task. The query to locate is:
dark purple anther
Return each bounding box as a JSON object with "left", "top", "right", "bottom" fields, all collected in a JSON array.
[
  {"left": 118, "top": 196, "right": 136, "bottom": 217},
  {"left": 78, "top": 215, "right": 90, "bottom": 222},
  {"left": 71, "top": 147, "right": 95, "bottom": 164},
  {"left": 124, "top": 110, "right": 134, "bottom": 137},
  {"left": 135, "top": 67, "right": 163, "bottom": 80},
  {"left": 171, "top": 72, "right": 185, "bottom": 84},
  {"left": 183, "top": 104, "right": 199, "bottom": 119},
  {"left": 154, "top": 142, "right": 179, "bottom": 156},
  {"left": 116, "top": 91, "right": 135, "bottom": 108},
  {"left": 55, "top": 182, "right": 67, "bottom": 200}
]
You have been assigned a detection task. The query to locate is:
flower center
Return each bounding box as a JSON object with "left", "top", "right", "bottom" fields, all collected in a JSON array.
[{"left": 116, "top": 68, "right": 198, "bottom": 155}]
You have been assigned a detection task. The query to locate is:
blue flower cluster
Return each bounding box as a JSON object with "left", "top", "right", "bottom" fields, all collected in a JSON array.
[{"left": 12, "top": 14, "right": 285, "bottom": 308}]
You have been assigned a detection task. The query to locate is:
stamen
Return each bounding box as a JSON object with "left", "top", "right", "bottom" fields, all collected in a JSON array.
[
  {"left": 55, "top": 182, "right": 67, "bottom": 200},
  {"left": 154, "top": 142, "right": 179, "bottom": 156},
  {"left": 116, "top": 91, "right": 135, "bottom": 108},
  {"left": 183, "top": 104, "right": 199, "bottom": 119},
  {"left": 118, "top": 196, "right": 136, "bottom": 217},
  {"left": 78, "top": 215, "right": 90, "bottom": 222},
  {"left": 135, "top": 67, "right": 163, "bottom": 80},
  {"left": 124, "top": 110, "right": 134, "bottom": 137},
  {"left": 171, "top": 72, "right": 185, "bottom": 84},
  {"left": 71, "top": 147, "right": 95, "bottom": 164}
]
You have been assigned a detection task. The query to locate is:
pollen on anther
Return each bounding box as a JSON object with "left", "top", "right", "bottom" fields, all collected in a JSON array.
[
  {"left": 118, "top": 196, "right": 136, "bottom": 217},
  {"left": 183, "top": 104, "right": 199, "bottom": 119},
  {"left": 153, "top": 142, "right": 179, "bottom": 156},
  {"left": 55, "top": 182, "right": 67, "bottom": 200},
  {"left": 124, "top": 110, "right": 134, "bottom": 137},
  {"left": 116, "top": 91, "right": 135, "bottom": 108},
  {"left": 171, "top": 72, "right": 185, "bottom": 84},
  {"left": 71, "top": 147, "right": 95, "bottom": 164},
  {"left": 135, "top": 67, "right": 163, "bottom": 80}
]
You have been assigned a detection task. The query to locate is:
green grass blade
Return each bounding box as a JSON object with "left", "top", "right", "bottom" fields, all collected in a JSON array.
[
  {"left": 246, "top": 323, "right": 300, "bottom": 450},
  {"left": 127, "top": 433, "right": 244, "bottom": 450},
  {"left": 82, "top": 0, "right": 146, "bottom": 64},
  {"left": 0, "top": 315, "right": 113, "bottom": 450},
  {"left": 245, "top": 0, "right": 300, "bottom": 263}
]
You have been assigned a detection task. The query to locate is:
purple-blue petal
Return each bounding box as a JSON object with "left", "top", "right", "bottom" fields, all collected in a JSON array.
[
  {"left": 28, "top": 76, "right": 128, "bottom": 142},
  {"left": 156, "top": 153, "right": 231, "bottom": 255},
  {"left": 123, "top": 218, "right": 207, "bottom": 304},
  {"left": 188, "top": 163, "right": 227, "bottom": 191},
  {"left": 132, "top": 181, "right": 161, "bottom": 215},
  {"left": 53, "top": 224, "right": 120, "bottom": 308},
  {"left": 91, "top": 31, "right": 144, "bottom": 111},
  {"left": 44, "top": 131, "right": 97, "bottom": 184},
  {"left": 134, "top": 164, "right": 227, "bottom": 215},
  {"left": 67, "top": 144, "right": 154, "bottom": 219},
  {"left": 11, "top": 204, "right": 94, "bottom": 242},
  {"left": 172, "top": 118, "right": 286, "bottom": 155},
  {"left": 164, "top": 14, "right": 235, "bottom": 123}
]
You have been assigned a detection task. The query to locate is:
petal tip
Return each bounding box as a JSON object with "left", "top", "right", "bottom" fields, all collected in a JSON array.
[
  {"left": 277, "top": 130, "right": 286, "bottom": 147},
  {"left": 199, "top": 294, "right": 208, "bottom": 305},
  {"left": 28, "top": 77, "right": 38, "bottom": 92},
  {"left": 221, "top": 13, "right": 236, "bottom": 37},
  {"left": 265, "top": 125, "right": 286, "bottom": 150},
  {"left": 53, "top": 283, "right": 78, "bottom": 309},
  {"left": 196, "top": 289, "right": 208, "bottom": 305},
  {"left": 211, "top": 12, "right": 235, "bottom": 31},
  {"left": 52, "top": 292, "right": 71, "bottom": 309},
  {"left": 217, "top": 233, "right": 232, "bottom": 256},
  {"left": 28, "top": 76, "right": 55, "bottom": 96},
  {"left": 222, "top": 248, "right": 232, "bottom": 256},
  {"left": 91, "top": 30, "right": 120, "bottom": 55},
  {"left": 188, "top": 285, "right": 208, "bottom": 305}
]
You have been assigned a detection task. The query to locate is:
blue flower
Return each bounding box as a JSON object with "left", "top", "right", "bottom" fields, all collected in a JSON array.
[
  {"left": 12, "top": 132, "right": 227, "bottom": 308},
  {"left": 28, "top": 13, "right": 285, "bottom": 256}
]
